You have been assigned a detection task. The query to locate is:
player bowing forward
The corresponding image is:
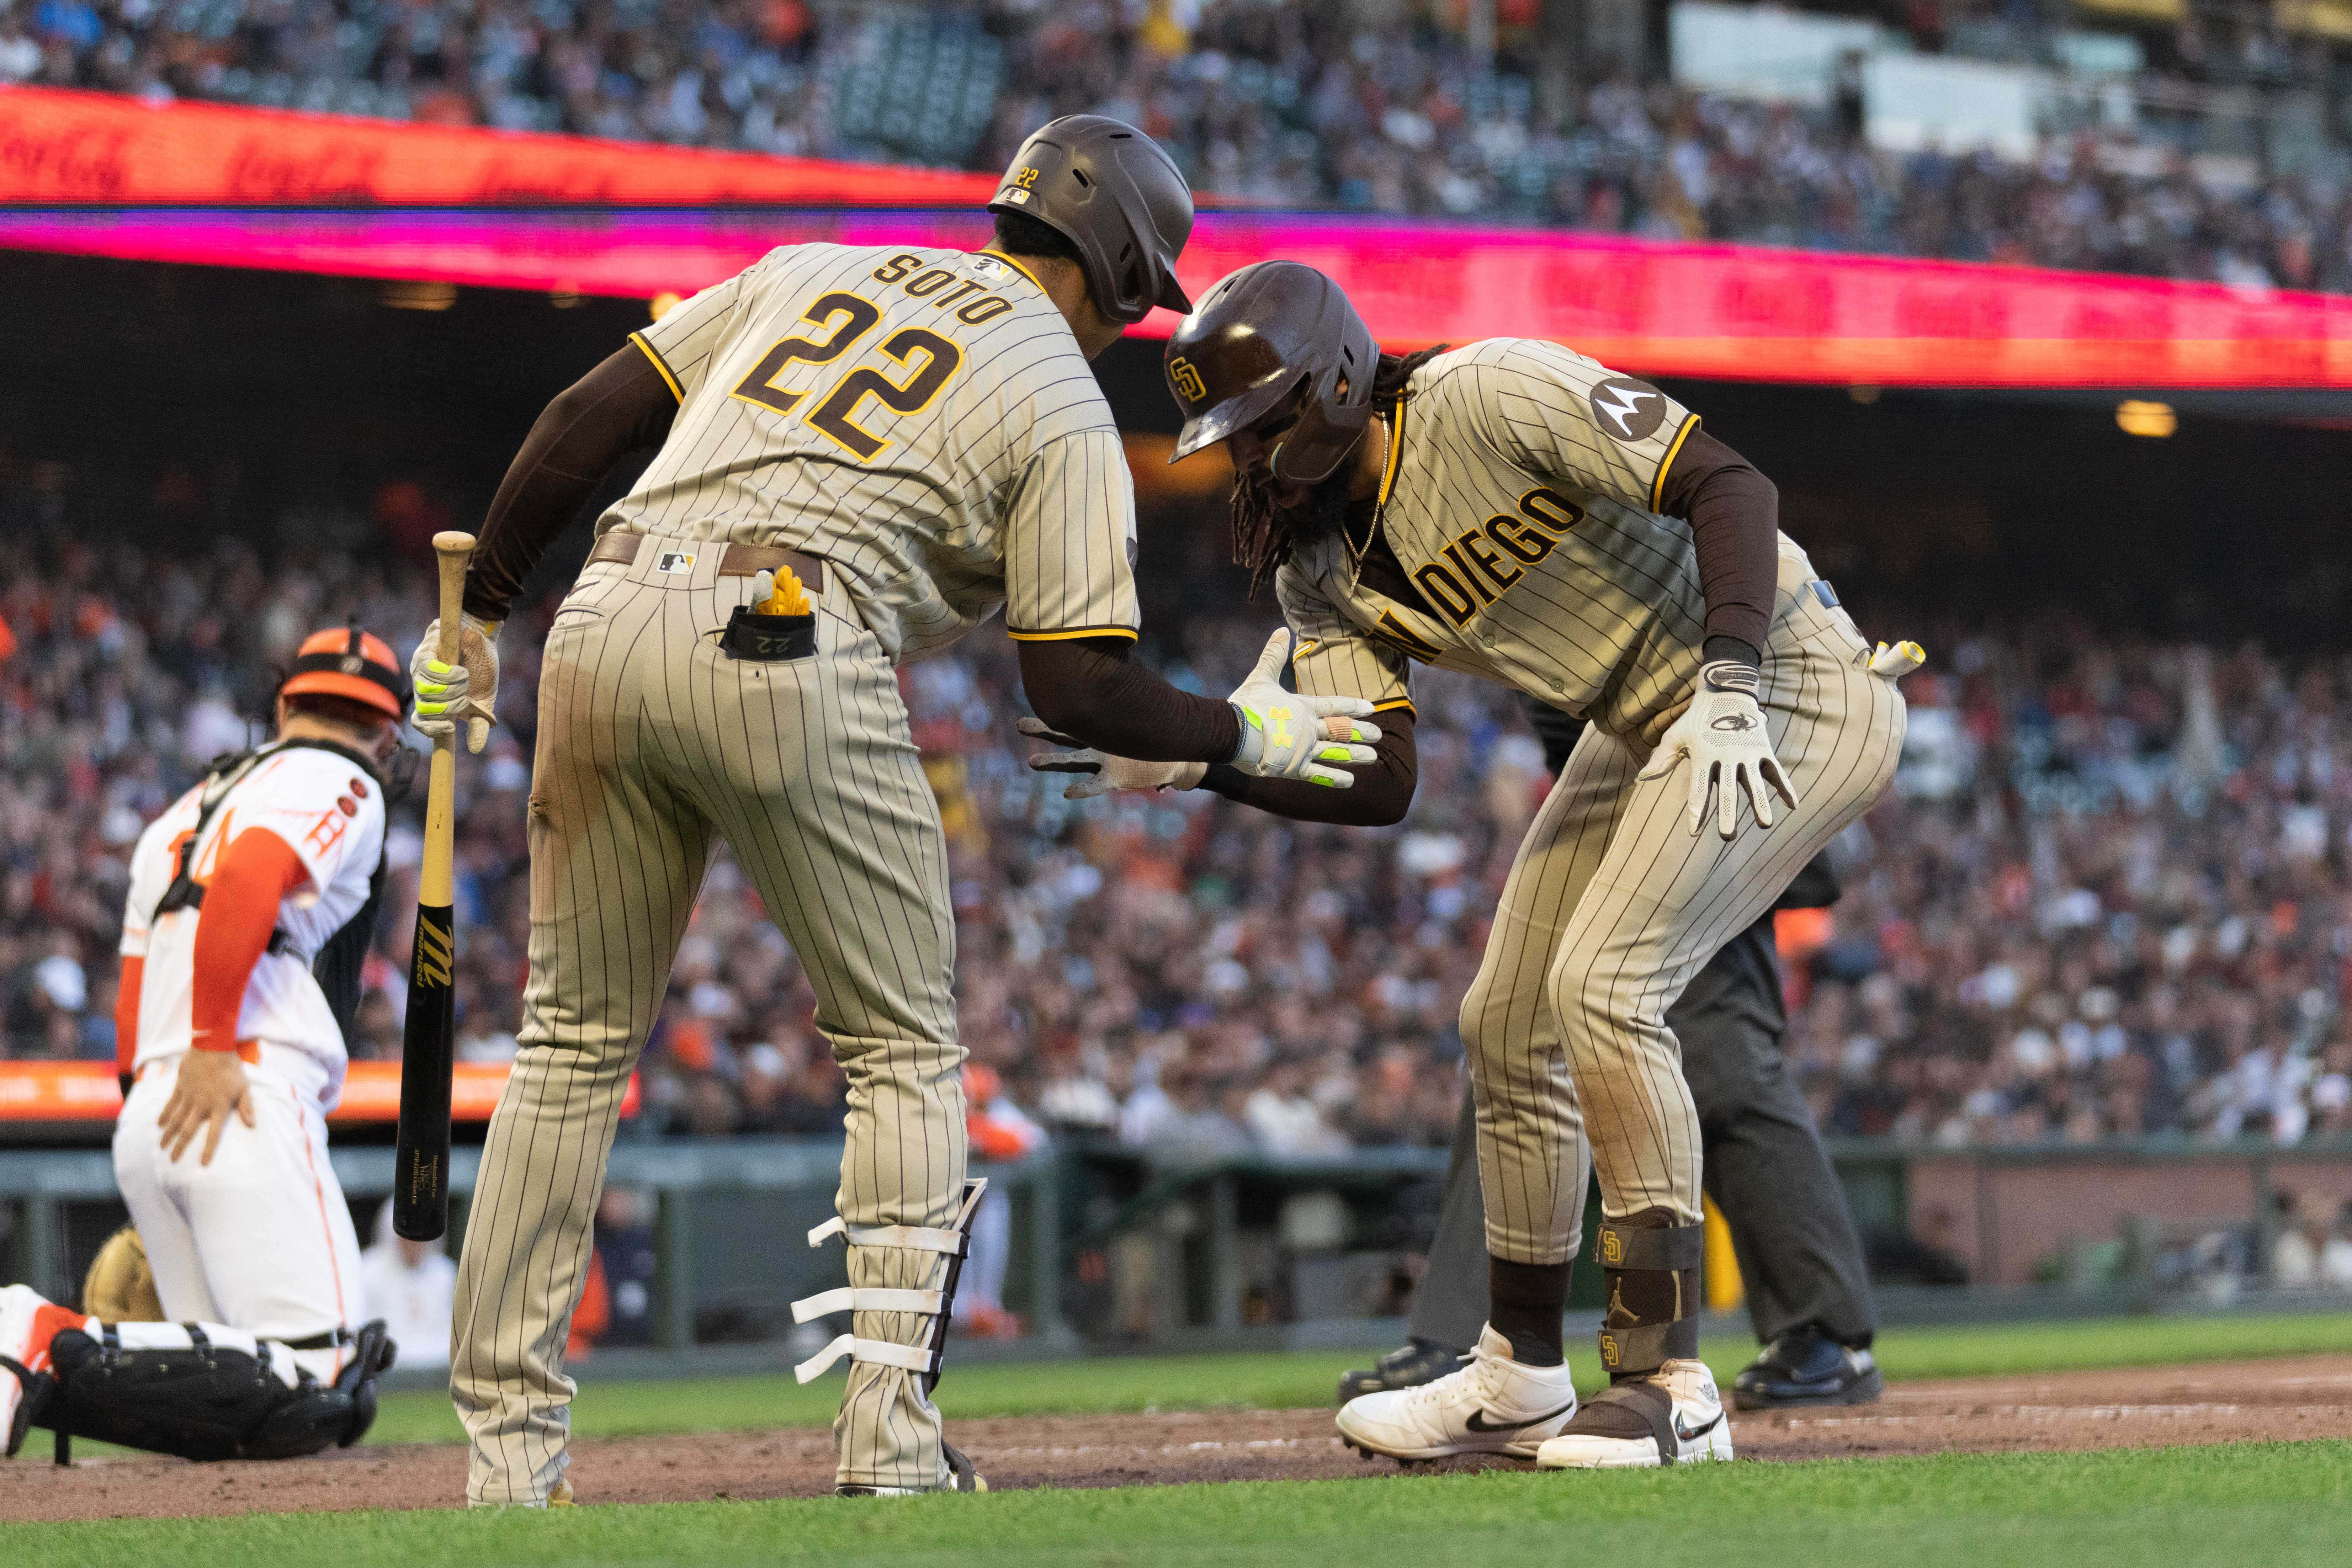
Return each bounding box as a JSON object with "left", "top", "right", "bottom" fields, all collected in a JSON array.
[
  {"left": 3, "top": 628, "right": 400, "bottom": 1463},
  {"left": 1031, "top": 262, "right": 1913, "bottom": 1469},
  {"left": 409, "top": 118, "right": 1375, "bottom": 1504}
]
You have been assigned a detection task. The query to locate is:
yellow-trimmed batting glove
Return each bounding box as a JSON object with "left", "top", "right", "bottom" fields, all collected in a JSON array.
[
  {"left": 411, "top": 612, "right": 502, "bottom": 754},
  {"left": 1225, "top": 629, "right": 1381, "bottom": 789},
  {"left": 1018, "top": 717, "right": 1208, "bottom": 799},
  {"left": 1638, "top": 659, "right": 1798, "bottom": 839}
]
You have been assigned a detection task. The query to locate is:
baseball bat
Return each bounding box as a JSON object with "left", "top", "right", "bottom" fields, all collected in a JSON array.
[{"left": 393, "top": 529, "right": 477, "bottom": 1242}]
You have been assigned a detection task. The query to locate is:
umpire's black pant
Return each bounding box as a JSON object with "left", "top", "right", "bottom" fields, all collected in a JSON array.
[{"left": 1408, "top": 916, "right": 1876, "bottom": 1351}]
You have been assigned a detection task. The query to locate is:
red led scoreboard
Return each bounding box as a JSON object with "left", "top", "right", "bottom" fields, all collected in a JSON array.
[{"left": 6, "top": 85, "right": 2351, "bottom": 390}]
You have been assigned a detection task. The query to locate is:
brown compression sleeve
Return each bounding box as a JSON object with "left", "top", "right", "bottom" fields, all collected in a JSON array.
[
  {"left": 462, "top": 344, "right": 681, "bottom": 622},
  {"left": 1017, "top": 637, "right": 1243, "bottom": 764},
  {"left": 1199, "top": 707, "right": 1417, "bottom": 828},
  {"left": 1655, "top": 427, "right": 1777, "bottom": 663}
]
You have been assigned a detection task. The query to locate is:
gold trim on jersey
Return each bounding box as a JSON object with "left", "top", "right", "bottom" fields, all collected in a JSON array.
[
  {"left": 1005, "top": 624, "right": 1142, "bottom": 643},
  {"left": 979, "top": 250, "right": 1047, "bottom": 295},
  {"left": 1651, "top": 412, "right": 1700, "bottom": 514},
  {"left": 631, "top": 332, "right": 684, "bottom": 403},
  {"left": 1372, "top": 697, "right": 1418, "bottom": 715},
  {"left": 1375, "top": 399, "right": 1408, "bottom": 509}
]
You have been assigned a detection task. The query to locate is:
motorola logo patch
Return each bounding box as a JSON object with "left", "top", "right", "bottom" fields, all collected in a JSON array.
[{"left": 1588, "top": 376, "right": 1668, "bottom": 443}]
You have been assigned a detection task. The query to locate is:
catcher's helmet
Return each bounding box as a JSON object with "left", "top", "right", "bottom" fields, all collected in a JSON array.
[
  {"left": 280, "top": 625, "right": 411, "bottom": 722},
  {"left": 1163, "top": 261, "right": 1379, "bottom": 485},
  {"left": 988, "top": 116, "right": 1194, "bottom": 325}
]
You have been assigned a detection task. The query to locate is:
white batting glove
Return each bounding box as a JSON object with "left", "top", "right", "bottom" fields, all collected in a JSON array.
[
  {"left": 1638, "top": 660, "right": 1798, "bottom": 839},
  {"left": 1225, "top": 629, "right": 1381, "bottom": 789},
  {"left": 412, "top": 612, "right": 502, "bottom": 754},
  {"left": 1018, "top": 718, "right": 1207, "bottom": 799}
]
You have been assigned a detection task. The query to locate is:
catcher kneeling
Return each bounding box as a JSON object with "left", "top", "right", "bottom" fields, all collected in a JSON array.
[
  {"left": 2, "top": 627, "right": 417, "bottom": 1463},
  {"left": 3, "top": 1231, "right": 392, "bottom": 1463}
]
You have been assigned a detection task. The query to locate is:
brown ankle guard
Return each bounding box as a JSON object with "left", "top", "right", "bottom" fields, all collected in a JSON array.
[{"left": 1596, "top": 1219, "right": 1706, "bottom": 1377}]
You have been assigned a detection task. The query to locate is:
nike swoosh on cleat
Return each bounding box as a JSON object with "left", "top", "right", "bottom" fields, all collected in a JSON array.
[
  {"left": 1464, "top": 1401, "right": 1576, "bottom": 1433},
  {"left": 1674, "top": 1413, "right": 1723, "bottom": 1443}
]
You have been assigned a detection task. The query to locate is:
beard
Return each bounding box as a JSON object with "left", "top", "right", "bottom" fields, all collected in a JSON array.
[{"left": 1229, "top": 465, "right": 1355, "bottom": 600}]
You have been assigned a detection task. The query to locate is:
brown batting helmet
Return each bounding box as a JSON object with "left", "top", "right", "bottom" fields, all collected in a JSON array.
[
  {"left": 989, "top": 116, "right": 1194, "bottom": 325},
  {"left": 1163, "top": 261, "right": 1380, "bottom": 485}
]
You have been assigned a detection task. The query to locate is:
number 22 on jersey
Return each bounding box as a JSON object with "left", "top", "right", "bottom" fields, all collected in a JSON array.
[{"left": 731, "top": 291, "right": 963, "bottom": 462}]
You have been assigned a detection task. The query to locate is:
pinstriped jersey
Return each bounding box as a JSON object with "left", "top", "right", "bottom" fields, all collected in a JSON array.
[
  {"left": 611, "top": 243, "right": 1140, "bottom": 664},
  {"left": 1282, "top": 338, "right": 1789, "bottom": 742}
]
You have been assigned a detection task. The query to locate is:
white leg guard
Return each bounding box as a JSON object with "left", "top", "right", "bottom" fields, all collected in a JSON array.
[{"left": 792, "top": 1181, "right": 988, "bottom": 1493}]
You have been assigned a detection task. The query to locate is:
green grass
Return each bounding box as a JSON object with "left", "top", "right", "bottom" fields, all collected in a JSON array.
[
  {"left": 349, "top": 1309, "right": 2352, "bottom": 1446},
  {"left": 16, "top": 1442, "right": 2352, "bottom": 1568}
]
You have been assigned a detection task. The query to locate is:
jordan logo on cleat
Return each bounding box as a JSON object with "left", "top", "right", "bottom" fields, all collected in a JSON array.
[{"left": 1465, "top": 1401, "right": 1575, "bottom": 1433}]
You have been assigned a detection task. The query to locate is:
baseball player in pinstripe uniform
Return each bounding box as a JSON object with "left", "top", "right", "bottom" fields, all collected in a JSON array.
[
  {"left": 1029, "top": 261, "right": 1915, "bottom": 1469},
  {"left": 407, "top": 125, "right": 1377, "bottom": 1503}
]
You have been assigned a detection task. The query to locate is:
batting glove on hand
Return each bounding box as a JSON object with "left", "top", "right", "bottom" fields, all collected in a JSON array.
[
  {"left": 1018, "top": 718, "right": 1208, "bottom": 799},
  {"left": 412, "top": 612, "right": 502, "bottom": 754},
  {"left": 1638, "top": 660, "right": 1798, "bottom": 839},
  {"left": 1225, "top": 629, "right": 1382, "bottom": 789}
]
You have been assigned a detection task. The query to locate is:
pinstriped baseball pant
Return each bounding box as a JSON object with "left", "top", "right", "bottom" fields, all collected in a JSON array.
[
  {"left": 451, "top": 543, "right": 964, "bottom": 1501},
  {"left": 1459, "top": 577, "right": 1905, "bottom": 1262}
]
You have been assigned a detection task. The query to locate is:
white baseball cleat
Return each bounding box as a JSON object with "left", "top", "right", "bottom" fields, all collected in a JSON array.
[
  {"left": 1, "top": 1283, "right": 80, "bottom": 1458},
  {"left": 1337, "top": 1324, "right": 1579, "bottom": 1462},
  {"left": 1535, "top": 1357, "right": 1733, "bottom": 1469}
]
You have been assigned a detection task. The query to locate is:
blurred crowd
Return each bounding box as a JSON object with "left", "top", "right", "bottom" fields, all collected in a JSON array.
[
  {"left": 9, "top": 473, "right": 2352, "bottom": 1156},
  {"left": 1795, "top": 627, "right": 2352, "bottom": 1147},
  {"left": 9, "top": 0, "right": 2352, "bottom": 290}
]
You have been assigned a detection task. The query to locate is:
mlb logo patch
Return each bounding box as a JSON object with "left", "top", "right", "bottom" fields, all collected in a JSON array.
[{"left": 656, "top": 551, "right": 697, "bottom": 575}]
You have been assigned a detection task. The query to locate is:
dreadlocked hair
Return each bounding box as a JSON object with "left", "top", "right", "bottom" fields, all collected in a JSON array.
[{"left": 1230, "top": 345, "right": 1449, "bottom": 599}]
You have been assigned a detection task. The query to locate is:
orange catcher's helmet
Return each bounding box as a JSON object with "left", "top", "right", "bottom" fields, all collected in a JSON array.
[{"left": 279, "top": 626, "right": 412, "bottom": 722}]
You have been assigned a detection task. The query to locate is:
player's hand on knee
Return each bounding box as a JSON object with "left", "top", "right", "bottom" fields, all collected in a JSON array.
[
  {"left": 411, "top": 613, "right": 503, "bottom": 755},
  {"left": 159, "top": 1048, "right": 256, "bottom": 1166},
  {"left": 1018, "top": 717, "right": 1207, "bottom": 799},
  {"left": 1225, "top": 629, "right": 1381, "bottom": 788},
  {"left": 1639, "top": 661, "right": 1800, "bottom": 839}
]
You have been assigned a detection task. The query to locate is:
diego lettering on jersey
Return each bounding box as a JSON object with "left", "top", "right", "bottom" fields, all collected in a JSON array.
[
  {"left": 870, "top": 253, "right": 1018, "bottom": 326},
  {"left": 1404, "top": 487, "right": 1587, "bottom": 629}
]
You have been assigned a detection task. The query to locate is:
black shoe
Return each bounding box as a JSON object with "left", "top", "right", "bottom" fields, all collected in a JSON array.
[
  {"left": 1730, "top": 1333, "right": 1883, "bottom": 1411},
  {"left": 1337, "top": 1339, "right": 1471, "bottom": 1403}
]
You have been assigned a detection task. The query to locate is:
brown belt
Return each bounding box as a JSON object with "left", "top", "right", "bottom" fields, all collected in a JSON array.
[{"left": 586, "top": 533, "right": 826, "bottom": 593}]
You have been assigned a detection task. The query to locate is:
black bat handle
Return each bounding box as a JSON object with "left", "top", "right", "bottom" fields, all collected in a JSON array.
[{"left": 393, "top": 901, "right": 457, "bottom": 1241}]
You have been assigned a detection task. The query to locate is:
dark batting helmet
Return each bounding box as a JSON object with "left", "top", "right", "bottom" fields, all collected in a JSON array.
[
  {"left": 988, "top": 116, "right": 1194, "bottom": 325},
  {"left": 1163, "top": 261, "right": 1379, "bottom": 485}
]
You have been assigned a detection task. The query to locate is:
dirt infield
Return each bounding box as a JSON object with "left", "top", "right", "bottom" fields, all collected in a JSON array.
[{"left": 10, "top": 1355, "right": 2352, "bottom": 1522}]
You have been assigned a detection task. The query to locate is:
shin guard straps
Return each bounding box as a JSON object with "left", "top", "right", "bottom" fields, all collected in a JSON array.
[{"left": 792, "top": 1180, "right": 988, "bottom": 1388}]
